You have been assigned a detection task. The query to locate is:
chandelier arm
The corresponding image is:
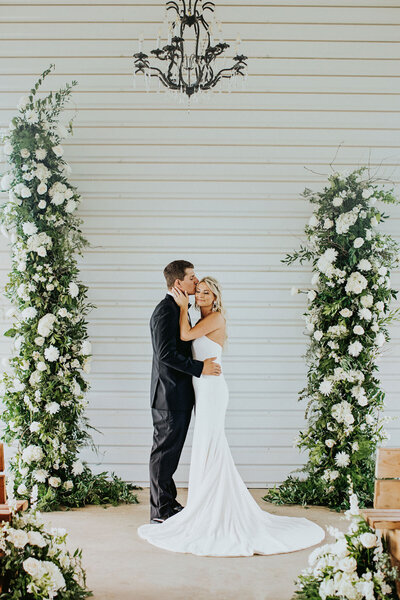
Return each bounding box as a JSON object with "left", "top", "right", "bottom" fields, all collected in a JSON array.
[
  {"left": 167, "top": 1, "right": 180, "bottom": 16},
  {"left": 147, "top": 65, "right": 180, "bottom": 89}
]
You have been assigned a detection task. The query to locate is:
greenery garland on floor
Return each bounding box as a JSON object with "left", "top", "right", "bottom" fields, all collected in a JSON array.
[
  {"left": 0, "top": 65, "right": 138, "bottom": 511},
  {"left": 264, "top": 166, "right": 400, "bottom": 511}
]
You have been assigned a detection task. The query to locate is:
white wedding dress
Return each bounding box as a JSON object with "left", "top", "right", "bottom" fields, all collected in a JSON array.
[{"left": 138, "top": 335, "right": 325, "bottom": 556}]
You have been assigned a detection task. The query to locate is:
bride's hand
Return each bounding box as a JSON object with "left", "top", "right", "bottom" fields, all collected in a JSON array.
[{"left": 171, "top": 287, "right": 189, "bottom": 309}]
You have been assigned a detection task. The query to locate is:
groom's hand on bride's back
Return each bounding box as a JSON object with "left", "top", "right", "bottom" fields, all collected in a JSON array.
[{"left": 202, "top": 357, "right": 222, "bottom": 376}]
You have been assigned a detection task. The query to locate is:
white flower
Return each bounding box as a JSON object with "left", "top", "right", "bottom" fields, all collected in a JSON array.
[
  {"left": 21, "top": 306, "right": 37, "bottom": 320},
  {"left": 49, "top": 476, "right": 61, "bottom": 488},
  {"left": 332, "top": 196, "right": 343, "bottom": 207},
  {"left": 28, "top": 530, "right": 46, "bottom": 547},
  {"left": 29, "top": 421, "right": 40, "bottom": 433},
  {"left": 37, "top": 182, "right": 47, "bottom": 194},
  {"left": 358, "top": 308, "right": 372, "bottom": 321},
  {"left": 323, "top": 218, "right": 333, "bottom": 229},
  {"left": 45, "top": 402, "right": 60, "bottom": 415},
  {"left": 348, "top": 341, "right": 363, "bottom": 357},
  {"left": 22, "top": 444, "right": 44, "bottom": 464},
  {"left": 25, "top": 109, "right": 39, "bottom": 124},
  {"left": 325, "top": 439, "right": 336, "bottom": 448},
  {"left": 7, "top": 528, "right": 29, "bottom": 548},
  {"left": 37, "top": 313, "right": 56, "bottom": 337},
  {"left": 357, "top": 259, "right": 372, "bottom": 271},
  {"left": 362, "top": 187, "right": 374, "bottom": 199},
  {"left": 308, "top": 289, "right": 317, "bottom": 302},
  {"left": 22, "top": 222, "right": 38, "bottom": 236},
  {"left": 68, "top": 281, "right": 79, "bottom": 297},
  {"left": 38, "top": 200, "right": 47, "bottom": 209},
  {"left": 359, "top": 532, "right": 377, "bottom": 548},
  {"left": 17, "top": 95, "right": 30, "bottom": 111},
  {"left": 353, "top": 325, "right": 364, "bottom": 335},
  {"left": 65, "top": 199, "right": 77, "bottom": 213},
  {"left": 353, "top": 237, "right": 364, "bottom": 248},
  {"left": 36, "top": 361, "right": 47, "bottom": 372},
  {"left": 319, "top": 379, "right": 333, "bottom": 395},
  {"left": 375, "top": 300, "right": 385, "bottom": 312},
  {"left": 35, "top": 148, "right": 47, "bottom": 160},
  {"left": 340, "top": 308, "right": 353, "bottom": 318},
  {"left": 361, "top": 294, "right": 373, "bottom": 308},
  {"left": 376, "top": 332, "right": 385, "bottom": 347},
  {"left": 63, "top": 480, "right": 74, "bottom": 491},
  {"left": 338, "top": 555, "right": 357, "bottom": 572},
  {"left": 345, "top": 272, "right": 368, "bottom": 295},
  {"left": 33, "top": 469, "right": 48, "bottom": 483},
  {"left": 20, "top": 148, "right": 30, "bottom": 158},
  {"left": 1, "top": 173, "right": 12, "bottom": 190},
  {"left": 17, "top": 483, "right": 28, "bottom": 495},
  {"left": 23, "top": 557, "right": 42, "bottom": 577},
  {"left": 72, "top": 460, "right": 84, "bottom": 475},
  {"left": 44, "top": 345, "right": 60, "bottom": 362},
  {"left": 313, "top": 330, "right": 323, "bottom": 341},
  {"left": 52, "top": 145, "right": 64, "bottom": 157},
  {"left": 14, "top": 183, "right": 31, "bottom": 198},
  {"left": 80, "top": 340, "right": 92, "bottom": 355},
  {"left": 308, "top": 214, "right": 319, "bottom": 228},
  {"left": 335, "top": 452, "right": 350, "bottom": 468},
  {"left": 82, "top": 357, "right": 91, "bottom": 373}
]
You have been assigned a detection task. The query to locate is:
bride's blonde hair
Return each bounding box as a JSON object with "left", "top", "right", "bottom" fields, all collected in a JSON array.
[{"left": 196, "top": 276, "right": 226, "bottom": 319}]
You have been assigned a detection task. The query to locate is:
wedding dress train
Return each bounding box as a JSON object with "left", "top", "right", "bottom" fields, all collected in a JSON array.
[{"left": 138, "top": 335, "right": 325, "bottom": 556}]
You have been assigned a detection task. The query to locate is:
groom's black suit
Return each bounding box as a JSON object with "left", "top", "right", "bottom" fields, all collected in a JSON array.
[{"left": 149, "top": 293, "right": 203, "bottom": 520}]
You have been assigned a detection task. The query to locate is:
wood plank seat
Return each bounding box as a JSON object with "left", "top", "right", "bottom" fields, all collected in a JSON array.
[{"left": 359, "top": 448, "right": 400, "bottom": 598}]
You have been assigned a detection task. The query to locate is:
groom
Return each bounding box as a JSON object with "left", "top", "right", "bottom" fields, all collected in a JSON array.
[{"left": 149, "top": 260, "right": 221, "bottom": 523}]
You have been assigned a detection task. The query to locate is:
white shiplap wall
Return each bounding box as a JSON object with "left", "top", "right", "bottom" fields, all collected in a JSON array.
[{"left": 0, "top": 0, "right": 400, "bottom": 486}]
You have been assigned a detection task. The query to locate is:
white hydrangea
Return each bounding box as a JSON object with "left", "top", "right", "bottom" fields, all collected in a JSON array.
[
  {"left": 331, "top": 400, "right": 354, "bottom": 425},
  {"left": 335, "top": 209, "right": 358, "bottom": 234},
  {"left": 37, "top": 313, "right": 57, "bottom": 337},
  {"left": 348, "top": 341, "right": 363, "bottom": 357},
  {"left": 22, "top": 445, "right": 44, "bottom": 464},
  {"left": 345, "top": 272, "right": 368, "bottom": 295}
]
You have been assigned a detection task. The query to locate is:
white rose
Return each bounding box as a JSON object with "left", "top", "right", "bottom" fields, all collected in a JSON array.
[
  {"left": 20, "top": 148, "right": 30, "bottom": 158},
  {"left": 68, "top": 281, "right": 79, "bottom": 297},
  {"left": 49, "top": 476, "right": 61, "bottom": 487},
  {"left": 8, "top": 528, "right": 29, "bottom": 548},
  {"left": 338, "top": 556, "right": 357, "bottom": 572},
  {"left": 23, "top": 557, "right": 42, "bottom": 577},
  {"left": 35, "top": 336, "right": 45, "bottom": 346},
  {"left": 325, "top": 439, "right": 335, "bottom": 448},
  {"left": 29, "top": 421, "right": 40, "bottom": 432},
  {"left": 37, "top": 361, "right": 47, "bottom": 372},
  {"left": 52, "top": 145, "right": 64, "bottom": 157},
  {"left": 313, "top": 330, "right": 323, "bottom": 341},
  {"left": 63, "top": 480, "right": 74, "bottom": 491},
  {"left": 353, "top": 237, "right": 364, "bottom": 248},
  {"left": 340, "top": 308, "right": 353, "bottom": 318},
  {"left": 353, "top": 325, "right": 364, "bottom": 335},
  {"left": 38, "top": 200, "right": 46, "bottom": 209},
  {"left": 28, "top": 530, "right": 46, "bottom": 547},
  {"left": 22, "top": 222, "right": 38, "bottom": 236},
  {"left": 332, "top": 196, "right": 343, "bottom": 207},
  {"left": 359, "top": 532, "right": 377, "bottom": 548},
  {"left": 35, "top": 148, "right": 47, "bottom": 160},
  {"left": 348, "top": 341, "right": 363, "bottom": 357},
  {"left": 17, "top": 483, "right": 28, "bottom": 495},
  {"left": 361, "top": 294, "right": 373, "bottom": 308},
  {"left": 37, "top": 182, "right": 47, "bottom": 194}
]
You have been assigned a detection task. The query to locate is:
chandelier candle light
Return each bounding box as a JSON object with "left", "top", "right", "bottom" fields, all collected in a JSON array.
[{"left": 133, "top": 0, "right": 248, "bottom": 100}]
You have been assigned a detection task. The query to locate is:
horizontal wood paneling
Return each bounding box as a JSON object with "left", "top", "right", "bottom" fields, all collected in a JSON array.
[{"left": 0, "top": 1, "right": 399, "bottom": 487}]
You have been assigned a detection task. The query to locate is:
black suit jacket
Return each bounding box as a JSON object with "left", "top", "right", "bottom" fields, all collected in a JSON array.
[{"left": 150, "top": 294, "right": 204, "bottom": 411}]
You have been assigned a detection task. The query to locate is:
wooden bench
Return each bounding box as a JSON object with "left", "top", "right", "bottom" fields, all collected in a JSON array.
[
  {"left": 360, "top": 448, "right": 400, "bottom": 598},
  {"left": 0, "top": 443, "right": 28, "bottom": 594}
]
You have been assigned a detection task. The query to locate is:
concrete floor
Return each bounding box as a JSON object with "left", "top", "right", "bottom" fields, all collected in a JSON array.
[{"left": 42, "top": 488, "right": 348, "bottom": 600}]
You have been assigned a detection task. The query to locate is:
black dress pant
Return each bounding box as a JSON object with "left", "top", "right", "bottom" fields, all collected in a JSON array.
[{"left": 149, "top": 408, "right": 192, "bottom": 520}]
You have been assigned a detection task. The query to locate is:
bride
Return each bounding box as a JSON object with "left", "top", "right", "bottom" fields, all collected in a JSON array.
[{"left": 137, "top": 276, "right": 325, "bottom": 557}]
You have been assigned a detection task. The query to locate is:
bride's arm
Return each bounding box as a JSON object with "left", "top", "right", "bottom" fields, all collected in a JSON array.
[
  {"left": 171, "top": 287, "right": 224, "bottom": 341},
  {"left": 179, "top": 306, "right": 223, "bottom": 341}
]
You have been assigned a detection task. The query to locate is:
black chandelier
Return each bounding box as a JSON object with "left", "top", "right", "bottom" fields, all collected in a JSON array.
[{"left": 133, "top": 0, "right": 248, "bottom": 98}]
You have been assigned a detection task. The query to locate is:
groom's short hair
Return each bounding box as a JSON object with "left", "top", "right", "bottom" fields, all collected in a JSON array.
[{"left": 164, "top": 260, "right": 194, "bottom": 288}]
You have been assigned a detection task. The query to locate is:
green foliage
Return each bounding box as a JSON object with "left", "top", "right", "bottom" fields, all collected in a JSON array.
[
  {"left": 264, "top": 167, "right": 400, "bottom": 510},
  {"left": 0, "top": 65, "right": 139, "bottom": 511}
]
